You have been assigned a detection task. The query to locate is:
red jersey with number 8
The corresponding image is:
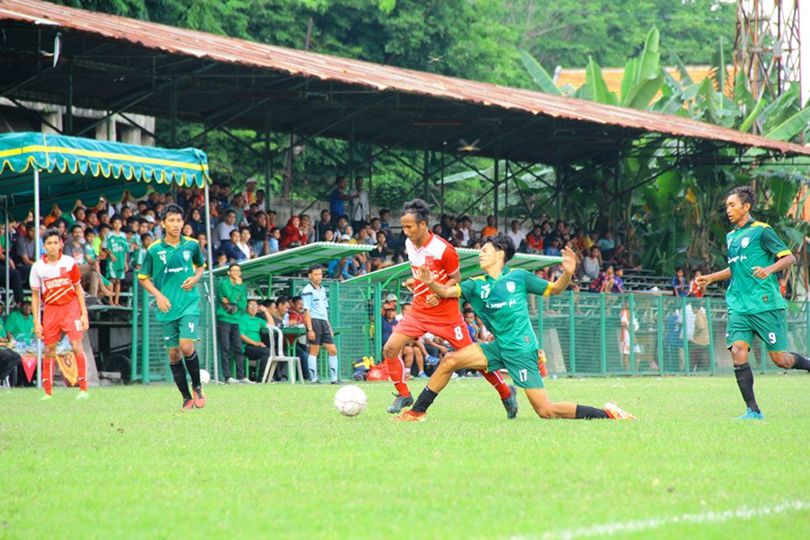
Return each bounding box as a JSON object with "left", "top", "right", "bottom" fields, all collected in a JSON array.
[{"left": 405, "top": 233, "right": 461, "bottom": 319}]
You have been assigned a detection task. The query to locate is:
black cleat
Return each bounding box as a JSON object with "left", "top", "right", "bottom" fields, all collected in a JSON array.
[
  {"left": 386, "top": 394, "right": 414, "bottom": 414},
  {"left": 502, "top": 385, "right": 519, "bottom": 419}
]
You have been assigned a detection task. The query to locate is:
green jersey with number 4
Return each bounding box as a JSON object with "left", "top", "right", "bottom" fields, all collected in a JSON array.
[
  {"left": 725, "top": 219, "right": 790, "bottom": 315},
  {"left": 460, "top": 267, "right": 550, "bottom": 351},
  {"left": 139, "top": 236, "right": 204, "bottom": 322}
]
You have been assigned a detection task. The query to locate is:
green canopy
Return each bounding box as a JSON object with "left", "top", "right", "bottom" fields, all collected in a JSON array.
[
  {"left": 211, "top": 242, "right": 374, "bottom": 281},
  {"left": 345, "top": 248, "right": 562, "bottom": 286},
  {"left": 0, "top": 132, "right": 209, "bottom": 219}
]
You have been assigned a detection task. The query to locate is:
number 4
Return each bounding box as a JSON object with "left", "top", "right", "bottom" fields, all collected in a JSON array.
[{"left": 189, "top": 322, "right": 195, "bottom": 333}]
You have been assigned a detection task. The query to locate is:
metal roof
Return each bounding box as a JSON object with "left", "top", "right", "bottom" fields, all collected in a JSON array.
[
  {"left": 1, "top": 0, "right": 808, "bottom": 164},
  {"left": 345, "top": 249, "right": 562, "bottom": 287},
  {"left": 210, "top": 242, "right": 373, "bottom": 282}
]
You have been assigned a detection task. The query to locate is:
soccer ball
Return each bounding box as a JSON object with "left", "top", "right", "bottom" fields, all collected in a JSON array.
[
  {"left": 334, "top": 385, "right": 367, "bottom": 417},
  {"left": 199, "top": 369, "right": 211, "bottom": 385}
]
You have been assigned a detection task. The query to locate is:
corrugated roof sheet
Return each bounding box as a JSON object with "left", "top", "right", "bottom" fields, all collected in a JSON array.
[{"left": 1, "top": 0, "right": 808, "bottom": 158}]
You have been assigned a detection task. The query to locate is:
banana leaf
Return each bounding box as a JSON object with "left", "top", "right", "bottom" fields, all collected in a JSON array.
[
  {"left": 584, "top": 56, "right": 618, "bottom": 105},
  {"left": 519, "top": 50, "right": 562, "bottom": 96}
]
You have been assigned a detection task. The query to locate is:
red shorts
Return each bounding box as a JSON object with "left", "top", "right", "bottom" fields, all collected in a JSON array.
[
  {"left": 393, "top": 312, "right": 472, "bottom": 350},
  {"left": 42, "top": 301, "right": 84, "bottom": 346}
]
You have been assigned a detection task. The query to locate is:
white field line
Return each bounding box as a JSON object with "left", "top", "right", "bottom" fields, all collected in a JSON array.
[{"left": 508, "top": 500, "right": 810, "bottom": 540}]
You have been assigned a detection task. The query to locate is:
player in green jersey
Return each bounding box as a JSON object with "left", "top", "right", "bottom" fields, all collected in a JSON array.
[
  {"left": 138, "top": 204, "right": 206, "bottom": 411},
  {"left": 697, "top": 185, "right": 810, "bottom": 420},
  {"left": 104, "top": 215, "right": 129, "bottom": 306},
  {"left": 397, "top": 234, "right": 635, "bottom": 422}
]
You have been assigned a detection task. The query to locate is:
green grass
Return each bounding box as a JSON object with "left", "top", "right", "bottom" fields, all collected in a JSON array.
[{"left": 2, "top": 375, "right": 810, "bottom": 539}]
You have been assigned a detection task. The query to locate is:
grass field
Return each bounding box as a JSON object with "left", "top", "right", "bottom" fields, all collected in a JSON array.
[{"left": 2, "top": 375, "right": 810, "bottom": 539}]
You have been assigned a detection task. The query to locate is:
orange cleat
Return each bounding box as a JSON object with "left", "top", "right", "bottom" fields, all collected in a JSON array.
[
  {"left": 181, "top": 398, "right": 194, "bottom": 411},
  {"left": 395, "top": 409, "right": 427, "bottom": 422},
  {"left": 192, "top": 387, "right": 206, "bottom": 409},
  {"left": 604, "top": 402, "right": 636, "bottom": 420}
]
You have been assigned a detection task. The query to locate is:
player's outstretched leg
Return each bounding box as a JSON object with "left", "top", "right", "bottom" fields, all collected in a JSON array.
[
  {"left": 524, "top": 388, "right": 635, "bottom": 420},
  {"left": 479, "top": 370, "right": 517, "bottom": 418},
  {"left": 770, "top": 350, "right": 810, "bottom": 373},
  {"left": 182, "top": 343, "right": 205, "bottom": 409},
  {"left": 397, "top": 345, "right": 488, "bottom": 422},
  {"left": 730, "top": 341, "right": 763, "bottom": 419},
  {"left": 383, "top": 333, "right": 414, "bottom": 413}
]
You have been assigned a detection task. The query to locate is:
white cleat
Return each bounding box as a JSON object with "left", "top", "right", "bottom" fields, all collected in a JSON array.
[
  {"left": 76, "top": 391, "right": 89, "bottom": 400},
  {"left": 604, "top": 402, "right": 636, "bottom": 420}
]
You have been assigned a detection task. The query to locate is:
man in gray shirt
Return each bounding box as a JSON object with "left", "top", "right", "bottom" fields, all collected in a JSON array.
[{"left": 301, "top": 264, "right": 339, "bottom": 384}]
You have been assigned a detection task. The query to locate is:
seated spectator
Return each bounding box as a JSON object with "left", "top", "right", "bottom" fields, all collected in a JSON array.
[
  {"left": 368, "top": 232, "right": 393, "bottom": 271},
  {"left": 358, "top": 225, "right": 376, "bottom": 246},
  {"left": 525, "top": 225, "right": 544, "bottom": 254},
  {"left": 463, "top": 309, "right": 479, "bottom": 342},
  {"left": 322, "top": 229, "right": 335, "bottom": 243},
  {"left": 597, "top": 231, "right": 616, "bottom": 260},
  {"left": 280, "top": 216, "right": 305, "bottom": 249},
  {"left": 214, "top": 209, "right": 237, "bottom": 249},
  {"left": 381, "top": 306, "right": 398, "bottom": 347},
  {"left": 219, "top": 229, "right": 246, "bottom": 263},
  {"left": 5, "top": 301, "right": 33, "bottom": 342},
  {"left": 672, "top": 267, "right": 688, "bottom": 297},
  {"left": 544, "top": 238, "right": 561, "bottom": 257},
  {"left": 237, "top": 226, "right": 252, "bottom": 260},
  {"left": 240, "top": 299, "right": 273, "bottom": 381},
  {"left": 480, "top": 215, "right": 498, "bottom": 239},
  {"left": 12, "top": 222, "right": 36, "bottom": 285},
  {"left": 612, "top": 267, "right": 625, "bottom": 293},
  {"left": 187, "top": 207, "right": 206, "bottom": 236},
  {"left": 335, "top": 215, "right": 349, "bottom": 236},
  {"left": 507, "top": 220, "right": 526, "bottom": 253},
  {"left": 455, "top": 215, "right": 474, "bottom": 247},
  {"left": 0, "top": 226, "right": 23, "bottom": 305},
  {"left": 316, "top": 209, "right": 332, "bottom": 241},
  {"left": 64, "top": 224, "right": 100, "bottom": 298},
  {"left": 299, "top": 214, "right": 313, "bottom": 245},
  {"left": 438, "top": 214, "right": 455, "bottom": 244},
  {"left": 249, "top": 211, "right": 270, "bottom": 256},
  {"left": 379, "top": 209, "right": 393, "bottom": 239},
  {"left": 582, "top": 246, "right": 602, "bottom": 281}
]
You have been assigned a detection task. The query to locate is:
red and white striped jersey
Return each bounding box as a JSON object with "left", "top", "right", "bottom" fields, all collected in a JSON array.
[
  {"left": 406, "top": 233, "right": 461, "bottom": 319},
  {"left": 30, "top": 254, "right": 81, "bottom": 306}
]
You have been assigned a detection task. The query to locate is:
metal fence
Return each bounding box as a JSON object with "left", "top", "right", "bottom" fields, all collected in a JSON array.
[{"left": 132, "top": 281, "right": 810, "bottom": 382}]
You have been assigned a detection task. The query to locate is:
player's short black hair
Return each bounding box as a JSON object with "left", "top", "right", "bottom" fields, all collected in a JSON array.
[
  {"left": 42, "top": 228, "right": 61, "bottom": 242},
  {"left": 161, "top": 203, "right": 184, "bottom": 221},
  {"left": 728, "top": 185, "right": 756, "bottom": 208},
  {"left": 485, "top": 233, "right": 516, "bottom": 262},
  {"left": 401, "top": 198, "right": 430, "bottom": 224},
  {"left": 308, "top": 264, "right": 323, "bottom": 274}
]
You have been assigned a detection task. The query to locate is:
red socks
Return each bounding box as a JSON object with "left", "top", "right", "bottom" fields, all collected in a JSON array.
[
  {"left": 385, "top": 356, "right": 410, "bottom": 397},
  {"left": 42, "top": 358, "right": 53, "bottom": 395},
  {"left": 481, "top": 370, "right": 511, "bottom": 400},
  {"left": 75, "top": 352, "right": 88, "bottom": 391}
]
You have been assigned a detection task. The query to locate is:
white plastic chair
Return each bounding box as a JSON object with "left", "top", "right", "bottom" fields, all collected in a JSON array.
[{"left": 262, "top": 326, "right": 303, "bottom": 384}]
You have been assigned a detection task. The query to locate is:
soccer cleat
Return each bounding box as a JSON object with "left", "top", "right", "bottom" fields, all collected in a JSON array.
[
  {"left": 181, "top": 398, "right": 195, "bottom": 411},
  {"left": 418, "top": 371, "right": 428, "bottom": 378},
  {"left": 502, "top": 385, "right": 519, "bottom": 419},
  {"left": 226, "top": 377, "right": 239, "bottom": 385},
  {"left": 192, "top": 387, "right": 206, "bottom": 409},
  {"left": 386, "top": 394, "right": 414, "bottom": 414},
  {"left": 40, "top": 393, "right": 53, "bottom": 401},
  {"left": 735, "top": 407, "right": 764, "bottom": 420},
  {"left": 604, "top": 402, "right": 636, "bottom": 420},
  {"left": 395, "top": 409, "right": 426, "bottom": 422},
  {"left": 76, "top": 391, "right": 89, "bottom": 400},
  {"left": 330, "top": 380, "right": 342, "bottom": 385},
  {"left": 240, "top": 378, "right": 256, "bottom": 385}
]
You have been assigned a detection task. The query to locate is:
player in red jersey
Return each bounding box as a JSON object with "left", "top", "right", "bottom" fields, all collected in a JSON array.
[
  {"left": 30, "top": 229, "right": 90, "bottom": 400},
  {"left": 382, "top": 199, "right": 517, "bottom": 416}
]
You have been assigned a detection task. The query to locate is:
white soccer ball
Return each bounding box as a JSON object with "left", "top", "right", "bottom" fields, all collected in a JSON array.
[
  {"left": 334, "top": 385, "right": 367, "bottom": 417},
  {"left": 199, "top": 369, "right": 211, "bottom": 385}
]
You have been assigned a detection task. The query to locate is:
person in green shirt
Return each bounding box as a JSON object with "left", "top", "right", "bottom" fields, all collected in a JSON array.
[
  {"left": 216, "top": 264, "right": 249, "bottom": 384},
  {"left": 5, "top": 301, "right": 34, "bottom": 342},
  {"left": 138, "top": 204, "right": 206, "bottom": 411},
  {"left": 397, "top": 234, "right": 635, "bottom": 422},
  {"left": 104, "top": 215, "right": 129, "bottom": 306},
  {"left": 697, "top": 185, "right": 809, "bottom": 420},
  {"left": 239, "top": 299, "right": 273, "bottom": 382}
]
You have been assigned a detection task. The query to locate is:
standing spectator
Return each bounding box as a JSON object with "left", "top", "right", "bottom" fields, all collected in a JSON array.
[
  {"left": 316, "top": 209, "right": 332, "bottom": 242},
  {"left": 214, "top": 210, "right": 237, "bottom": 250},
  {"left": 455, "top": 216, "right": 474, "bottom": 247},
  {"left": 64, "top": 224, "right": 100, "bottom": 299},
  {"left": 240, "top": 299, "right": 272, "bottom": 381},
  {"left": 379, "top": 209, "right": 393, "bottom": 239},
  {"left": 437, "top": 215, "right": 455, "bottom": 244},
  {"left": 104, "top": 215, "right": 128, "bottom": 306},
  {"left": 329, "top": 176, "right": 351, "bottom": 227},
  {"left": 689, "top": 301, "right": 710, "bottom": 370},
  {"left": 350, "top": 177, "right": 370, "bottom": 233},
  {"left": 301, "top": 265, "right": 340, "bottom": 382},
  {"left": 480, "top": 215, "right": 498, "bottom": 239},
  {"left": 672, "top": 267, "right": 688, "bottom": 297},
  {"left": 216, "top": 264, "right": 249, "bottom": 384},
  {"left": 13, "top": 222, "right": 36, "bottom": 285},
  {"left": 597, "top": 231, "right": 616, "bottom": 260},
  {"left": 689, "top": 270, "right": 704, "bottom": 298},
  {"left": 0, "top": 228, "right": 24, "bottom": 305},
  {"left": 525, "top": 225, "right": 544, "bottom": 254},
  {"left": 506, "top": 220, "right": 526, "bottom": 253}
]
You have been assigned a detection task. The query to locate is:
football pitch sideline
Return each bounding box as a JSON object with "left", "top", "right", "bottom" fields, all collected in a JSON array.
[{"left": 2, "top": 376, "right": 809, "bottom": 539}]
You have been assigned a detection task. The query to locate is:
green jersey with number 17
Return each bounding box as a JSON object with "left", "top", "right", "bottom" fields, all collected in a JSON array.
[
  {"left": 138, "top": 236, "right": 205, "bottom": 322},
  {"left": 725, "top": 219, "right": 790, "bottom": 315},
  {"left": 459, "top": 267, "right": 550, "bottom": 351}
]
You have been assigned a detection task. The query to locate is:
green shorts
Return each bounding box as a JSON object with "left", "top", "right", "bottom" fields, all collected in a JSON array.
[
  {"left": 162, "top": 314, "right": 200, "bottom": 348},
  {"left": 479, "top": 340, "right": 544, "bottom": 389},
  {"left": 107, "top": 264, "right": 126, "bottom": 280},
  {"left": 726, "top": 309, "right": 788, "bottom": 352}
]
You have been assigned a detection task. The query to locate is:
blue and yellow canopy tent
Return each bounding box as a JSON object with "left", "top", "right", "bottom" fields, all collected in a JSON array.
[{"left": 0, "top": 131, "right": 214, "bottom": 386}]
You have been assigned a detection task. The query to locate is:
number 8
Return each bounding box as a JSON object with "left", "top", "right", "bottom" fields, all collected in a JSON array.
[
  {"left": 454, "top": 326, "right": 463, "bottom": 340},
  {"left": 768, "top": 332, "right": 776, "bottom": 344}
]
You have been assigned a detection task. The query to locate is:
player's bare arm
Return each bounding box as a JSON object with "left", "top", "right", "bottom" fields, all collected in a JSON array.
[
  {"left": 696, "top": 267, "right": 731, "bottom": 288},
  {"left": 31, "top": 288, "right": 43, "bottom": 339},
  {"left": 752, "top": 252, "right": 795, "bottom": 279},
  {"left": 138, "top": 276, "right": 172, "bottom": 312},
  {"left": 547, "top": 246, "right": 577, "bottom": 295},
  {"left": 181, "top": 264, "right": 204, "bottom": 291},
  {"left": 416, "top": 265, "right": 460, "bottom": 299},
  {"left": 74, "top": 282, "right": 89, "bottom": 330}
]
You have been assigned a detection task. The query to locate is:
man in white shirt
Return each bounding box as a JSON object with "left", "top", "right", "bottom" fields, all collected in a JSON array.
[
  {"left": 506, "top": 220, "right": 526, "bottom": 253},
  {"left": 350, "top": 177, "right": 370, "bottom": 234}
]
